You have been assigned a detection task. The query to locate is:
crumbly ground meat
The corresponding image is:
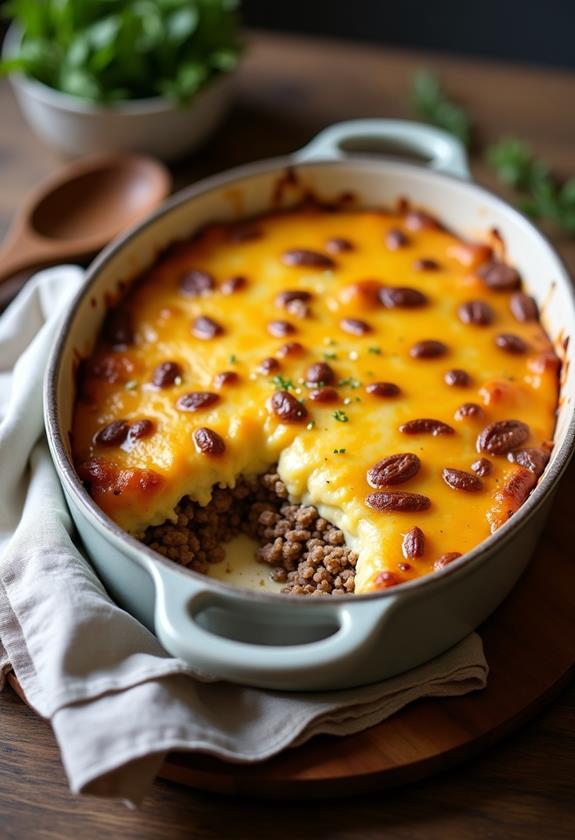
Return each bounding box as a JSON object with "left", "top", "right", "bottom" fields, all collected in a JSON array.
[{"left": 142, "top": 471, "right": 356, "bottom": 595}]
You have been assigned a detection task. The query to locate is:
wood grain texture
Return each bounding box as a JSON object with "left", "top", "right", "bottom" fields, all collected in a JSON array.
[
  {"left": 159, "top": 490, "right": 575, "bottom": 796},
  {"left": 1, "top": 29, "right": 575, "bottom": 839}
]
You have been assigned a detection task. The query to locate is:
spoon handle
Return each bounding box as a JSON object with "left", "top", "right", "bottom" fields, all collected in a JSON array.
[{"left": 0, "top": 238, "right": 55, "bottom": 286}]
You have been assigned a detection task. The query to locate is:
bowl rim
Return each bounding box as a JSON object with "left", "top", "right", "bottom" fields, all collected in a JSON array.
[
  {"left": 2, "top": 22, "right": 234, "bottom": 116},
  {"left": 44, "top": 152, "right": 575, "bottom": 608}
]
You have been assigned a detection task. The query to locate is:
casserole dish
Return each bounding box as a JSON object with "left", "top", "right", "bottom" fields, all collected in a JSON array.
[{"left": 45, "top": 120, "right": 575, "bottom": 691}]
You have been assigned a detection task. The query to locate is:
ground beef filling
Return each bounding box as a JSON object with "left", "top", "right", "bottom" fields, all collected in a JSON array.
[{"left": 142, "top": 471, "right": 357, "bottom": 595}]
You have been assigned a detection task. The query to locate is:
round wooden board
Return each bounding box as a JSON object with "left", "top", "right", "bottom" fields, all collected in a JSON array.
[
  {"left": 157, "top": 476, "right": 575, "bottom": 798},
  {"left": 7, "top": 469, "right": 575, "bottom": 800}
]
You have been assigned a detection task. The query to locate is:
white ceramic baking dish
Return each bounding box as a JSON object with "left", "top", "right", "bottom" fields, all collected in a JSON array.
[{"left": 44, "top": 120, "right": 575, "bottom": 691}]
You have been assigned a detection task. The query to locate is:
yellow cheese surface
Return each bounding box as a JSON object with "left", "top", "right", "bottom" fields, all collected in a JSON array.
[{"left": 72, "top": 206, "right": 559, "bottom": 594}]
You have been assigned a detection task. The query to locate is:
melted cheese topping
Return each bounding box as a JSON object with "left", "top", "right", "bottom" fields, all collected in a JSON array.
[{"left": 72, "top": 206, "right": 559, "bottom": 594}]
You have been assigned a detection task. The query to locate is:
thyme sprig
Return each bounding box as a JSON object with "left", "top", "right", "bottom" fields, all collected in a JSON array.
[
  {"left": 487, "top": 138, "right": 575, "bottom": 235},
  {"left": 411, "top": 70, "right": 471, "bottom": 148},
  {"left": 411, "top": 70, "right": 575, "bottom": 237}
]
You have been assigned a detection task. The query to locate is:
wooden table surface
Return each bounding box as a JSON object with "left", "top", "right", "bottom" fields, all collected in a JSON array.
[{"left": 1, "top": 30, "right": 575, "bottom": 839}]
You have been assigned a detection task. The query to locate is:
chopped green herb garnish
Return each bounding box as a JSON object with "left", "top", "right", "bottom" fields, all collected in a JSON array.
[
  {"left": 333, "top": 410, "right": 349, "bottom": 423},
  {"left": 323, "top": 351, "right": 338, "bottom": 361},
  {"left": 368, "top": 346, "right": 383, "bottom": 356},
  {"left": 338, "top": 377, "right": 362, "bottom": 389},
  {"left": 271, "top": 374, "right": 294, "bottom": 390},
  {"left": 333, "top": 448, "right": 346, "bottom": 454},
  {"left": 229, "top": 354, "right": 238, "bottom": 365}
]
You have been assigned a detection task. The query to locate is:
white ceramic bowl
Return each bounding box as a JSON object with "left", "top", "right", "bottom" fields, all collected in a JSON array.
[
  {"left": 45, "top": 120, "right": 575, "bottom": 691},
  {"left": 3, "top": 25, "right": 233, "bottom": 161}
]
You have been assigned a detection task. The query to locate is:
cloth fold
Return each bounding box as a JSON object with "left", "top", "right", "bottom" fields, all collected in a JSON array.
[{"left": 0, "top": 267, "right": 488, "bottom": 803}]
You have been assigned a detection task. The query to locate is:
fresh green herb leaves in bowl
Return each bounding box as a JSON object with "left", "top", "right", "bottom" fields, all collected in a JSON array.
[
  {"left": 1, "top": 0, "right": 242, "bottom": 103},
  {"left": 1, "top": 0, "right": 243, "bottom": 159}
]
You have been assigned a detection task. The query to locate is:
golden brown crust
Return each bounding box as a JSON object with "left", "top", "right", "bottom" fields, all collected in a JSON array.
[{"left": 72, "top": 204, "right": 559, "bottom": 593}]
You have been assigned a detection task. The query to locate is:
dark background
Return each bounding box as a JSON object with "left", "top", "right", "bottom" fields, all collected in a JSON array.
[{"left": 243, "top": 0, "right": 575, "bottom": 69}]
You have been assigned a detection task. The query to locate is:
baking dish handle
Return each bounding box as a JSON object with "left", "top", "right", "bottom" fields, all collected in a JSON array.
[
  {"left": 151, "top": 563, "right": 394, "bottom": 689},
  {"left": 295, "top": 119, "right": 470, "bottom": 180}
]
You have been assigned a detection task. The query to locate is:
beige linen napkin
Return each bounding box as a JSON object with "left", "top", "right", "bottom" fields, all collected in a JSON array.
[{"left": 0, "top": 268, "right": 488, "bottom": 804}]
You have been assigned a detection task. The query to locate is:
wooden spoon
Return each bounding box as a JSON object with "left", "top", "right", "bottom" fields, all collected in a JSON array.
[{"left": 0, "top": 154, "right": 172, "bottom": 286}]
